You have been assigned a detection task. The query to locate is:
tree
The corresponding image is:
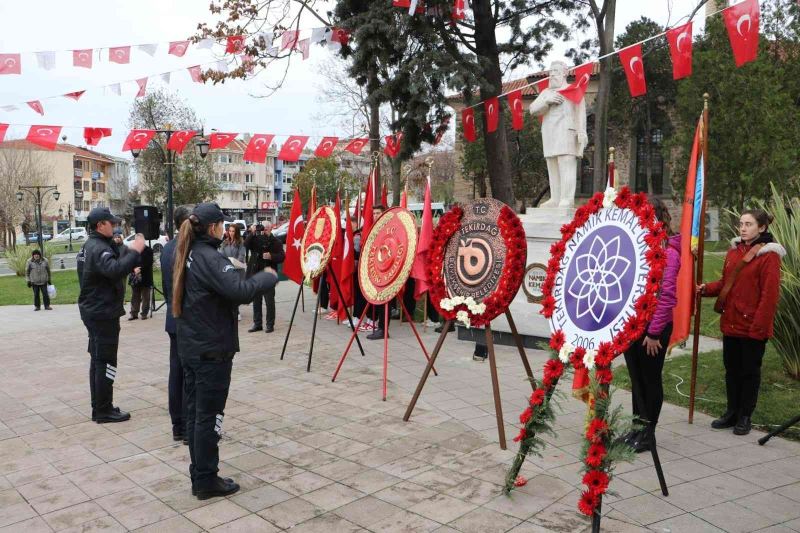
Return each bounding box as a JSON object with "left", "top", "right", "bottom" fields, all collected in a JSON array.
[
  {"left": 128, "top": 89, "right": 219, "bottom": 208},
  {"left": 403, "top": 148, "right": 458, "bottom": 205},
  {"left": 0, "top": 148, "right": 55, "bottom": 249},
  {"left": 292, "top": 157, "right": 360, "bottom": 207}
]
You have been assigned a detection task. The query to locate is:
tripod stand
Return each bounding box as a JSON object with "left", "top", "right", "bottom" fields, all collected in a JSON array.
[{"left": 759, "top": 414, "right": 800, "bottom": 445}]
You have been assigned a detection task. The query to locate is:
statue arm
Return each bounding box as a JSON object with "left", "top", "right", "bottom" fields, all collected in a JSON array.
[
  {"left": 528, "top": 93, "right": 549, "bottom": 117},
  {"left": 576, "top": 98, "right": 588, "bottom": 154}
]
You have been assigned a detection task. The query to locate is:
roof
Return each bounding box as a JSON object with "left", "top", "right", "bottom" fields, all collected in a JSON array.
[{"left": 0, "top": 139, "right": 115, "bottom": 163}]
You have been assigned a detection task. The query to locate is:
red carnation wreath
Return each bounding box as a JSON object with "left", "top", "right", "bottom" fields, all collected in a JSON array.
[{"left": 427, "top": 203, "right": 527, "bottom": 328}]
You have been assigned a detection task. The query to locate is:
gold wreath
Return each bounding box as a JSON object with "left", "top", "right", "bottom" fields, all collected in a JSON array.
[
  {"left": 358, "top": 208, "right": 418, "bottom": 304},
  {"left": 300, "top": 206, "right": 338, "bottom": 280}
]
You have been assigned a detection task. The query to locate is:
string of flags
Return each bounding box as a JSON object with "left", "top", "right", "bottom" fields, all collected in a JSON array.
[{"left": 458, "top": 0, "right": 761, "bottom": 143}]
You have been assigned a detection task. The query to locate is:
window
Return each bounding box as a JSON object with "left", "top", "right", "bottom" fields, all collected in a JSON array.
[
  {"left": 83, "top": 201, "right": 90, "bottom": 211},
  {"left": 245, "top": 173, "right": 254, "bottom": 183},
  {"left": 74, "top": 160, "right": 83, "bottom": 169},
  {"left": 282, "top": 191, "right": 291, "bottom": 203},
  {"left": 635, "top": 127, "right": 665, "bottom": 195},
  {"left": 83, "top": 181, "right": 90, "bottom": 191},
  {"left": 74, "top": 180, "right": 81, "bottom": 190},
  {"left": 284, "top": 176, "right": 292, "bottom": 184},
  {"left": 243, "top": 192, "right": 250, "bottom": 201}
]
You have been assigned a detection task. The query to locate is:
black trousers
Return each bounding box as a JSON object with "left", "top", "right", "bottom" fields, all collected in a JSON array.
[
  {"left": 623, "top": 323, "right": 672, "bottom": 430},
  {"left": 32, "top": 284, "right": 50, "bottom": 308},
  {"left": 426, "top": 296, "right": 440, "bottom": 323},
  {"left": 130, "top": 286, "right": 151, "bottom": 317},
  {"left": 722, "top": 336, "right": 767, "bottom": 418},
  {"left": 353, "top": 272, "right": 367, "bottom": 319},
  {"left": 83, "top": 318, "right": 120, "bottom": 414},
  {"left": 252, "top": 286, "right": 276, "bottom": 327},
  {"left": 183, "top": 353, "right": 233, "bottom": 490},
  {"left": 168, "top": 333, "right": 186, "bottom": 436}
]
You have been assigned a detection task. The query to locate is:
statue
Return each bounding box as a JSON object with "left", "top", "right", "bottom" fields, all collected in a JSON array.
[{"left": 529, "top": 61, "right": 588, "bottom": 208}]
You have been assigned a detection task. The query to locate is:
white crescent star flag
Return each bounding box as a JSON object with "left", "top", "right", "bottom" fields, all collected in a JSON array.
[
  {"left": 484, "top": 96, "right": 499, "bottom": 133},
  {"left": 666, "top": 22, "right": 693, "bottom": 80},
  {"left": 558, "top": 62, "right": 594, "bottom": 103},
  {"left": 209, "top": 132, "right": 238, "bottom": 150},
  {"left": 73, "top": 49, "right": 93, "bottom": 69},
  {"left": 507, "top": 89, "right": 524, "bottom": 131},
  {"left": 722, "top": 0, "right": 760, "bottom": 67},
  {"left": 35, "top": 51, "right": 56, "bottom": 71},
  {"left": 283, "top": 189, "right": 305, "bottom": 285},
  {"left": 188, "top": 65, "right": 203, "bottom": 83},
  {"left": 27, "top": 101, "right": 44, "bottom": 116},
  {"left": 462, "top": 107, "right": 476, "bottom": 143},
  {"left": 166, "top": 130, "right": 196, "bottom": 154},
  {"left": 618, "top": 44, "right": 647, "bottom": 97},
  {"left": 314, "top": 136, "right": 338, "bottom": 157},
  {"left": 26, "top": 125, "right": 62, "bottom": 150},
  {"left": 109, "top": 46, "right": 131, "bottom": 64},
  {"left": 298, "top": 39, "right": 311, "bottom": 60},
  {"left": 169, "top": 40, "right": 191, "bottom": 57},
  {"left": 278, "top": 135, "right": 309, "bottom": 162},
  {"left": 122, "top": 129, "right": 156, "bottom": 151},
  {"left": 64, "top": 90, "right": 86, "bottom": 101},
  {"left": 344, "top": 138, "right": 368, "bottom": 155},
  {"left": 244, "top": 133, "right": 275, "bottom": 163},
  {"left": 0, "top": 54, "right": 22, "bottom": 75}
]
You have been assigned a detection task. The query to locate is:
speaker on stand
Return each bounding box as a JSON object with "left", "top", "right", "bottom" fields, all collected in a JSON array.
[{"left": 132, "top": 206, "right": 165, "bottom": 316}]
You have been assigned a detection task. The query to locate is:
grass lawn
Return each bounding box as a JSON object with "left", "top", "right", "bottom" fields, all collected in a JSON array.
[{"left": 613, "top": 343, "right": 800, "bottom": 440}]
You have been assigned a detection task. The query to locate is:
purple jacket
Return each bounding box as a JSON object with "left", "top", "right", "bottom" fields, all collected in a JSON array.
[{"left": 647, "top": 234, "right": 681, "bottom": 337}]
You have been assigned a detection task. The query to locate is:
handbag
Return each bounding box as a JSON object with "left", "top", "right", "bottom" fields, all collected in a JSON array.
[{"left": 714, "top": 243, "right": 764, "bottom": 314}]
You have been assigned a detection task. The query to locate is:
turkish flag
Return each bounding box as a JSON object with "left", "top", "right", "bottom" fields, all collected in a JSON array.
[
  {"left": 188, "top": 65, "right": 203, "bottom": 83},
  {"left": 210, "top": 132, "right": 238, "bottom": 150},
  {"left": 484, "top": 97, "right": 499, "bottom": 133},
  {"left": 136, "top": 78, "right": 148, "bottom": 98},
  {"left": 315, "top": 136, "right": 338, "bottom": 157},
  {"left": 278, "top": 135, "right": 309, "bottom": 162},
  {"left": 169, "top": 40, "right": 191, "bottom": 57},
  {"left": 723, "top": 0, "right": 760, "bottom": 67},
  {"left": 331, "top": 28, "right": 350, "bottom": 47},
  {"left": 452, "top": 0, "right": 465, "bottom": 20},
  {"left": 361, "top": 166, "right": 375, "bottom": 244},
  {"left": 462, "top": 107, "right": 476, "bottom": 143},
  {"left": 84, "top": 128, "right": 112, "bottom": 146},
  {"left": 109, "top": 46, "right": 131, "bottom": 64},
  {"left": 283, "top": 189, "right": 305, "bottom": 285},
  {"left": 384, "top": 133, "right": 402, "bottom": 158},
  {"left": 0, "top": 54, "right": 21, "bottom": 75},
  {"left": 534, "top": 78, "right": 549, "bottom": 93},
  {"left": 27, "top": 101, "right": 44, "bottom": 116},
  {"left": 507, "top": 89, "right": 524, "bottom": 131},
  {"left": 26, "top": 125, "right": 62, "bottom": 150},
  {"left": 281, "top": 31, "right": 299, "bottom": 51},
  {"left": 244, "top": 134, "right": 275, "bottom": 163},
  {"left": 619, "top": 44, "right": 647, "bottom": 97},
  {"left": 122, "top": 129, "right": 156, "bottom": 151},
  {"left": 63, "top": 91, "right": 86, "bottom": 101},
  {"left": 411, "top": 175, "right": 433, "bottom": 298},
  {"left": 226, "top": 35, "right": 245, "bottom": 54},
  {"left": 73, "top": 49, "right": 93, "bottom": 69},
  {"left": 0, "top": 124, "right": 8, "bottom": 144},
  {"left": 166, "top": 130, "right": 196, "bottom": 154},
  {"left": 558, "top": 62, "right": 594, "bottom": 103},
  {"left": 339, "top": 194, "right": 355, "bottom": 318},
  {"left": 344, "top": 138, "right": 368, "bottom": 155},
  {"left": 298, "top": 39, "right": 311, "bottom": 60},
  {"left": 329, "top": 191, "right": 343, "bottom": 312},
  {"left": 666, "top": 22, "right": 693, "bottom": 80}
]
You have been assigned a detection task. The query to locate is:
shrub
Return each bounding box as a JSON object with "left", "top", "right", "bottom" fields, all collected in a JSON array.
[{"left": 4, "top": 244, "right": 57, "bottom": 277}]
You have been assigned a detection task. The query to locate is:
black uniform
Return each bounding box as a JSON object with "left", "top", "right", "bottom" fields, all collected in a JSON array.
[
  {"left": 176, "top": 233, "right": 277, "bottom": 492},
  {"left": 244, "top": 230, "right": 285, "bottom": 329},
  {"left": 77, "top": 230, "right": 140, "bottom": 417},
  {"left": 161, "top": 238, "right": 185, "bottom": 439}
]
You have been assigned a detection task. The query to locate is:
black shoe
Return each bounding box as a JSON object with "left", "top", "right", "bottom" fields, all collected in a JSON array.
[
  {"left": 128, "top": 315, "right": 138, "bottom": 321},
  {"left": 616, "top": 430, "right": 639, "bottom": 447},
  {"left": 92, "top": 406, "right": 121, "bottom": 421},
  {"left": 195, "top": 477, "right": 240, "bottom": 500},
  {"left": 45, "top": 306, "right": 53, "bottom": 310},
  {"left": 34, "top": 308, "right": 41, "bottom": 311},
  {"left": 631, "top": 430, "right": 653, "bottom": 453},
  {"left": 265, "top": 325, "right": 274, "bottom": 333},
  {"left": 140, "top": 315, "right": 148, "bottom": 320},
  {"left": 711, "top": 410, "right": 738, "bottom": 429},
  {"left": 192, "top": 477, "right": 233, "bottom": 496},
  {"left": 435, "top": 322, "right": 455, "bottom": 333},
  {"left": 473, "top": 353, "right": 487, "bottom": 362},
  {"left": 247, "top": 325, "right": 262, "bottom": 333},
  {"left": 173, "top": 432, "right": 185, "bottom": 442},
  {"left": 367, "top": 329, "right": 387, "bottom": 340},
  {"left": 183, "top": 437, "right": 189, "bottom": 445},
  {"left": 95, "top": 409, "right": 131, "bottom": 424},
  {"left": 733, "top": 416, "right": 752, "bottom": 435}
]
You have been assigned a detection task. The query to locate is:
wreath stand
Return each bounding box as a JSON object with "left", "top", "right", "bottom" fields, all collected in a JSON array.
[
  {"left": 332, "top": 298, "right": 438, "bottom": 401},
  {"left": 280, "top": 268, "right": 365, "bottom": 372},
  {"left": 403, "top": 309, "right": 536, "bottom": 450}
]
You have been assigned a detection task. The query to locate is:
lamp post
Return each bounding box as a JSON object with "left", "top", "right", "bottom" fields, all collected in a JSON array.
[
  {"left": 58, "top": 202, "right": 74, "bottom": 251},
  {"left": 247, "top": 185, "right": 270, "bottom": 224},
  {"left": 130, "top": 126, "right": 209, "bottom": 237},
  {"left": 17, "top": 185, "right": 60, "bottom": 252}
]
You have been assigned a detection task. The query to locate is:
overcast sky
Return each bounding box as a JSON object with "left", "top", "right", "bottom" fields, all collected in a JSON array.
[{"left": 0, "top": 0, "right": 705, "bottom": 159}]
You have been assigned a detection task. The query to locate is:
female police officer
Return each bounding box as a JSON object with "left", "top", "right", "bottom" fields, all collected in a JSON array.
[{"left": 172, "top": 203, "right": 278, "bottom": 499}]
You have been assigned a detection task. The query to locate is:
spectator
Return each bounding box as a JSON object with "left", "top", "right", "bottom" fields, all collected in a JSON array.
[
  {"left": 26, "top": 249, "right": 52, "bottom": 311},
  {"left": 220, "top": 224, "right": 246, "bottom": 321},
  {"left": 128, "top": 242, "right": 154, "bottom": 320},
  {"left": 245, "top": 221, "right": 285, "bottom": 333}
]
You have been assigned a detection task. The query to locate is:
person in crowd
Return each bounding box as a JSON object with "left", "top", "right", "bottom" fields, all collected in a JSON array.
[
  {"left": 112, "top": 229, "right": 127, "bottom": 310},
  {"left": 622, "top": 198, "right": 680, "bottom": 452},
  {"left": 699, "top": 209, "right": 784, "bottom": 436},
  {"left": 245, "top": 221, "right": 285, "bottom": 333},
  {"left": 77, "top": 207, "right": 144, "bottom": 424},
  {"left": 161, "top": 205, "right": 194, "bottom": 444},
  {"left": 172, "top": 203, "right": 278, "bottom": 499},
  {"left": 220, "top": 224, "right": 247, "bottom": 321},
  {"left": 26, "top": 249, "right": 52, "bottom": 311},
  {"left": 367, "top": 205, "right": 389, "bottom": 340},
  {"left": 128, "top": 242, "right": 154, "bottom": 320}
]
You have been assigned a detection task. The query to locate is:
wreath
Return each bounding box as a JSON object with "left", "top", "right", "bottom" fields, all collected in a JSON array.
[
  {"left": 427, "top": 204, "right": 527, "bottom": 328},
  {"left": 504, "top": 186, "right": 668, "bottom": 519}
]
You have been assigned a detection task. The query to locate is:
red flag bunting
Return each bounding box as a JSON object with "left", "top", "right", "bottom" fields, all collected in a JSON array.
[
  {"left": 331, "top": 28, "right": 350, "bottom": 47},
  {"left": 26, "top": 125, "right": 62, "bottom": 150},
  {"left": 226, "top": 35, "right": 245, "bottom": 54},
  {"left": 166, "top": 130, "right": 196, "bottom": 154},
  {"left": 64, "top": 91, "right": 86, "bottom": 101},
  {"left": 411, "top": 175, "right": 433, "bottom": 298},
  {"left": 281, "top": 31, "right": 299, "bottom": 51},
  {"left": 209, "top": 132, "right": 238, "bottom": 150},
  {"left": 122, "top": 129, "right": 156, "bottom": 151},
  {"left": 666, "top": 22, "right": 693, "bottom": 80},
  {"left": 507, "top": 89, "right": 524, "bottom": 131},
  {"left": 344, "top": 138, "right": 368, "bottom": 155},
  {"left": 278, "top": 135, "right": 309, "bottom": 162},
  {"left": 0, "top": 54, "right": 21, "bottom": 75},
  {"left": 558, "top": 62, "right": 594, "bottom": 103},
  {"left": 73, "top": 49, "right": 92, "bottom": 69},
  {"left": 0, "top": 123, "right": 8, "bottom": 143},
  {"left": 339, "top": 194, "right": 355, "bottom": 318},
  {"left": 314, "top": 136, "right": 338, "bottom": 157},
  {"left": 284, "top": 189, "right": 305, "bottom": 284},
  {"left": 169, "top": 40, "right": 190, "bottom": 57},
  {"left": 84, "top": 128, "right": 112, "bottom": 146},
  {"left": 434, "top": 116, "right": 450, "bottom": 145},
  {"left": 298, "top": 39, "right": 310, "bottom": 60},
  {"left": 27, "top": 101, "right": 44, "bottom": 116},
  {"left": 243, "top": 134, "right": 275, "bottom": 163},
  {"left": 722, "top": 0, "right": 760, "bottom": 67},
  {"left": 188, "top": 65, "right": 203, "bottom": 83},
  {"left": 462, "top": 107, "right": 476, "bottom": 143},
  {"left": 534, "top": 78, "right": 549, "bottom": 93},
  {"left": 484, "top": 96, "right": 499, "bottom": 133},
  {"left": 384, "top": 133, "right": 402, "bottom": 158},
  {"left": 452, "top": 0, "right": 465, "bottom": 19},
  {"left": 109, "top": 46, "right": 131, "bottom": 64},
  {"left": 619, "top": 44, "right": 647, "bottom": 97},
  {"left": 329, "top": 191, "right": 343, "bottom": 312},
  {"left": 136, "top": 78, "right": 148, "bottom": 98}
]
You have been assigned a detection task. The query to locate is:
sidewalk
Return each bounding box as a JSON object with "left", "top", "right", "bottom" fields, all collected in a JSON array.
[{"left": 0, "top": 283, "right": 798, "bottom": 532}]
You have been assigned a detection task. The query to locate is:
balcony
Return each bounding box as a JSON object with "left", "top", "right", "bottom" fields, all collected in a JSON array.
[
  {"left": 218, "top": 181, "right": 243, "bottom": 191},
  {"left": 74, "top": 169, "right": 83, "bottom": 178}
]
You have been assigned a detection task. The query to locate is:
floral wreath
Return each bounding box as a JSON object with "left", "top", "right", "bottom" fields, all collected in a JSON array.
[
  {"left": 504, "top": 186, "right": 668, "bottom": 519},
  {"left": 427, "top": 204, "right": 527, "bottom": 328}
]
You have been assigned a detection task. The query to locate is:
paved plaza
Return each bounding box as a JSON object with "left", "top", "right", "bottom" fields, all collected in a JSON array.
[{"left": 1, "top": 283, "right": 799, "bottom": 532}]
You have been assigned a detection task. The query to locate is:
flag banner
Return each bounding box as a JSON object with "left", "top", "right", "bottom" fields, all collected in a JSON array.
[
  {"left": 462, "top": 107, "right": 476, "bottom": 142},
  {"left": 384, "top": 133, "right": 402, "bottom": 158},
  {"left": 138, "top": 43, "right": 158, "bottom": 56},
  {"left": 84, "top": 127, "right": 112, "bottom": 146},
  {"left": 0, "top": 124, "right": 8, "bottom": 143},
  {"left": 73, "top": 49, "right": 93, "bottom": 69},
  {"left": 484, "top": 96, "right": 499, "bottom": 133},
  {"left": 344, "top": 138, "right": 368, "bottom": 155},
  {"left": 188, "top": 65, "right": 203, "bottom": 83},
  {"left": 226, "top": 35, "right": 245, "bottom": 54},
  {"left": 315, "top": 136, "right": 338, "bottom": 157},
  {"left": 166, "top": 130, "right": 196, "bottom": 154},
  {"left": 122, "top": 129, "right": 156, "bottom": 151},
  {"left": 169, "top": 40, "right": 191, "bottom": 57},
  {"left": 278, "top": 135, "right": 309, "bottom": 162},
  {"left": 135, "top": 78, "right": 148, "bottom": 98},
  {"left": 209, "top": 132, "right": 238, "bottom": 150},
  {"left": 26, "top": 125, "right": 62, "bottom": 150},
  {"left": 284, "top": 189, "right": 305, "bottom": 284},
  {"left": 722, "top": 0, "right": 760, "bottom": 67},
  {"left": 507, "top": 89, "right": 524, "bottom": 130},
  {"left": 619, "top": 44, "right": 647, "bottom": 97},
  {"left": 558, "top": 62, "right": 594, "bottom": 103},
  {"left": 109, "top": 46, "right": 131, "bottom": 64},
  {"left": 666, "top": 22, "right": 693, "bottom": 80},
  {"left": 35, "top": 51, "right": 56, "bottom": 71},
  {"left": 411, "top": 175, "right": 433, "bottom": 298},
  {"left": 27, "top": 101, "right": 44, "bottom": 115},
  {"left": 243, "top": 134, "right": 275, "bottom": 163},
  {"left": 63, "top": 91, "right": 85, "bottom": 101}
]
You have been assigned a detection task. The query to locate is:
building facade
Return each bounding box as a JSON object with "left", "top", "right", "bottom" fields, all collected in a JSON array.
[{"left": 211, "top": 138, "right": 277, "bottom": 223}]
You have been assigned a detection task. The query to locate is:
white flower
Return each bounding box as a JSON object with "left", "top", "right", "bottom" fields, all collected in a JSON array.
[
  {"left": 456, "top": 310, "right": 471, "bottom": 328},
  {"left": 470, "top": 302, "right": 486, "bottom": 315},
  {"left": 451, "top": 295, "right": 465, "bottom": 306},
  {"left": 583, "top": 348, "right": 597, "bottom": 370},
  {"left": 602, "top": 186, "right": 617, "bottom": 208},
  {"left": 464, "top": 296, "right": 476, "bottom": 307},
  {"left": 440, "top": 298, "right": 455, "bottom": 311},
  {"left": 558, "top": 342, "right": 574, "bottom": 363}
]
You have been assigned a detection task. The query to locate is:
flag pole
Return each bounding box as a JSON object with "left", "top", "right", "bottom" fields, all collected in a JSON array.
[{"left": 688, "top": 94, "right": 710, "bottom": 424}]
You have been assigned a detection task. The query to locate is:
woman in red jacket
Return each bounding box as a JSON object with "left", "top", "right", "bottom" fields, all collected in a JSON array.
[{"left": 699, "top": 209, "right": 784, "bottom": 435}]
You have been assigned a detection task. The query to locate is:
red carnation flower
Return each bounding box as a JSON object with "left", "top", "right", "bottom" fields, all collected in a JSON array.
[
  {"left": 595, "top": 342, "right": 614, "bottom": 368},
  {"left": 550, "top": 240, "right": 566, "bottom": 256},
  {"left": 578, "top": 490, "right": 599, "bottom": 516},
  {"left": 519, "top": 406, "right": 533, "bottom": 424},
  {"left": 582, "top": 470, "right": 610, "bottom": 495},
  {"left": 585, "top": 443, "right": 607, "bottom": 468},
  {"left": 530, "top": 388, "right": 546, "bottom": 406},
  {"left": 635, "top": 294, "right": 657, "bottom": 316},
  {"left": 541, "top": 278, "right": 554, "bottom": 296},
  {"left": 588, "top": 194, "right": 603, "bottom": 211},
  {"left": 614, "top": 186, "right": 632, "bottom": 207},
  {"left": 513, "top": 427, "right": 527, "bottom": 443},
  {"left": 595, "top": 367, "right": 613, "bottom": 385},
  {"left": 514, "top": 475, "right": 528, "bottom": 487},
  {"left": 646, "top": 247, "right": 666, "bottom": 264},
  {"left": 612, "top": 334, "right": 629, "bottom": 355},
  {"left": 570, "top": 346, "right": 586, "bottom": 370},
  {"left": 586, "top": 419, "right": 609, "bottom": 443},
  {"left": 637, "top": 203, "right": 655, "bottom": 225},
  {"left": 561, "top": 222, "right": 577, "bottom": 237},
  {"left": 544, "top": 359, "right": 564, "bottom": 380},
  {"left": 630, "top": 192, "right": 646, "bottom": 210},
  {"left": 549, "top": 330, "right": 566, "bottom": 351}
]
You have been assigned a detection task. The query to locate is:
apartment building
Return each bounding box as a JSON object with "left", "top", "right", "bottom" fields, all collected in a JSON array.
[{"left": 211, "top": 139, "right": 277, "bottom": 223}]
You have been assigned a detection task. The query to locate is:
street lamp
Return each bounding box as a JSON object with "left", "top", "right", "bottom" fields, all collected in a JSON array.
[
  {"left": 129, "top": 127, "right": 208, "bottom": 236},
  {"left": 58, "top": 202, "right": 76, "bottom": 251},
  {"left": 17, "top": 185, "right": 60, "bottom": 251}
]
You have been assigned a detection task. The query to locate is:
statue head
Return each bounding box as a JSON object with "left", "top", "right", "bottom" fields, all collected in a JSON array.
[{"left": 549, "top": 61, "right": 569, "bottom": 89}]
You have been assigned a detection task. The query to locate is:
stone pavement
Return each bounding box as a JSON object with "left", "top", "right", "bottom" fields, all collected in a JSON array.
[{"left": 1, "top": 283, "right": 799, "bottom": 533}]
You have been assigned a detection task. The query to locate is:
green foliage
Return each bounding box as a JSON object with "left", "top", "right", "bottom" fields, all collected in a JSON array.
[
  {"left": 292, "top": 158, "right": 360, "bottom": 208},
  {"left": 4, "top": 244, "right": 56, "bottom": 277}
]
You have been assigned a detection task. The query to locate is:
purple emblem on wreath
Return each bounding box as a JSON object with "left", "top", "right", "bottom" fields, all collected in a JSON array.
[{"left": 564, "top": 225, "right": 635, "bottom": 331}]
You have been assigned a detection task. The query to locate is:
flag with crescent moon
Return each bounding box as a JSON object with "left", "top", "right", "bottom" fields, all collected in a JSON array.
[
  {"left": 411, "top": 175, "right": 433, "bottom": 299},
  {"left": 384, "top": 133, "right": 402, "bottom": 158},
  {"left": 281, "top": 31, "right": 299, "bottom": 51},
  {"left": 722, "top": 0, "right": 760, "bottom": 67},
  {"left": 122, "top": 129, "right": 156, "bottom": 151},
  {"left": 136, "top": 78, "right": 148, "bottom": 98},
  {"left": 210, "top": 132, "right": 238, "bottom": 150},
  {"left": 329, "top": 191, "right": 343, "bottom": 313},
  {"left": 484, "top": 97, "right": 499, "bottom": 133},
  {"left": 73, "top": 49, "right": 93, "bottom": 69},
  {"left": 666, "top": 22, "right": 693, "bottom": 80},
  {"left": 0, "top": 54, "right": 21, "bottom": 75},
  {"left": 339, "top": 194, "right": 355, "bottom": 319},
  {"left": 315, "top": 136, "right": 338, "bottom": 157},
  {"left": 226, "top": 36, "right": 245, "bottom": 54},
  {"left": 188, "top": 65, "right": 203, "bottom": 83},
  {"left": 344, "top": 138, "right": 369, "bottom": 155},
  {"left": 284, "top": 189, "right": 305, "bottom": 285},
  {"left": 169, "top": 40, "right": 191, "bottom": 57},
  {"left": 27, "top": 101, "right": 44, "bottom": 116},
  {"left": 558, "top": 62, "right": 594, "bottom": 103},
  {"left": 507, "top": 90, "right": 524, "bottom": 131},
  {"left": 26, "top": 125, "right": 62, "bottom": 150},
  {"left": 462, "top": 107, "right": 476, "bottom": 143},
  {"left": 109, "top": 46, "right": 131, "bottom": 64},
  {"left": 279, "top": 135, "right": 309, "bottom": 162},
  {"left": 83, "top": 127, "right": 112, "bottom": 146},
  {"left": 63, "top": 91, "right": 86, "bottom": 101},
  {"left": 166, "top": 130, "right": 197, "bottom": 154},
  {"left": 619, "top": 44, "right": 647, "bottom": 97},
  {"left": 244, "top": 134, "right": 275, "bottom": 163}
]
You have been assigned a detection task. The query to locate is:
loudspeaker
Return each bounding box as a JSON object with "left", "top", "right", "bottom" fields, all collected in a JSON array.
[{"left": 133, "top": 205, "right": 161, "bottom": 241}]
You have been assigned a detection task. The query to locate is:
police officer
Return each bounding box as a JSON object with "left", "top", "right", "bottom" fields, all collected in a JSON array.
[
  {"left": 77, "top": 207, "right": 144, "bottom": 423},
  {"left": 244, "top": 221, "right": 284, "bottom": 333},
  {"left": 172, "top": 203, "right": 278, "bottom": 499}
]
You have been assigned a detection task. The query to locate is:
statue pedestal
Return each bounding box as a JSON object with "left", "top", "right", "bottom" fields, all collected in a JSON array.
[{"left": 487, "top": 207, "right": 574, "bottom": 341}]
